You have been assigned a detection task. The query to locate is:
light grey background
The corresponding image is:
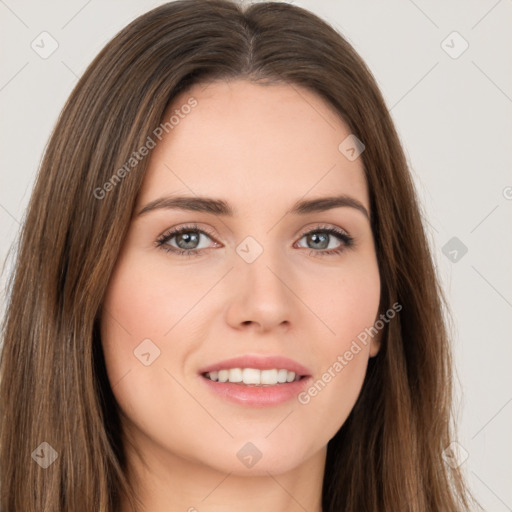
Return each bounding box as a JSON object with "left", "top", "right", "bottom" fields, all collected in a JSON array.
[{"left": 1, "top": 1, "right": 511, "bottom": 509}]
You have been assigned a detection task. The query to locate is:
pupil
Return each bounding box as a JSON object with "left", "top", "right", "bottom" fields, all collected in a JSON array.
[
  {"left": 178, "top": 231, "right": 199, "bottom": 249},
  {"left": 310, "top": 233, "right": 328, "bottom": 249}
]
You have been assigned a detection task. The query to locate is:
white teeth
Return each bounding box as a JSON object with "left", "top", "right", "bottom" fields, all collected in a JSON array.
[
  {"left": 228, "top": 368, "right": 243, "bottom": 383},
  {"left": 243, "top": 368, "right": 260, "bottom": 384},
  {"left": 277, "top": 369, "right": 288, "bottom": 383},
  {"left": 260, "top": 369, "right": 278, "bottom": 385},
  {"left": 204, "top": 368, "right": 300, "bottom": 385}
]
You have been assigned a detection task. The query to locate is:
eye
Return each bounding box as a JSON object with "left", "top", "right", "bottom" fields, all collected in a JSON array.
[
  {"left": 156, "top": 223, "right": 354, "bottom": 258},
  {"left": 295, "top": 225, "right": 354, "bottom": 257},
  {"left": 156, "top": 223, "right": 219, "bottom": 258}
]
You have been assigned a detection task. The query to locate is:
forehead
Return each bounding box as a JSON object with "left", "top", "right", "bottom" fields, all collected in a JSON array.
[{"left": 137, "top": 79, "right": 369, "bottom": 214}]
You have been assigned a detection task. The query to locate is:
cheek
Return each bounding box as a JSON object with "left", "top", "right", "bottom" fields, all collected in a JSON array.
[
  {"left": 100, "top": 252, "right": 204, "bottom": 348},
  {"left": 98, "top": 255, "right": 201, "bottom": 442},
  {"left": 313, "top": 250, "right": 381, "bottom": 346},
  {"left": 296, "top": 256, "right": 380, "bottom": 432},
  {"left": 99, "top": 255, "right": 179, "bottom": 388}
]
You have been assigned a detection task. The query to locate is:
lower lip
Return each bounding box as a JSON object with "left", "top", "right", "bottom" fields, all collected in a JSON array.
[{"left": 200, "top": 375, "right": 312, "bottom": 407}]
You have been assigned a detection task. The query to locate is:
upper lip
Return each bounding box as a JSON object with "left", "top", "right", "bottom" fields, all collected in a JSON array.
[{"left": 198, "top": 355, "right": 312, "bottom": 377}]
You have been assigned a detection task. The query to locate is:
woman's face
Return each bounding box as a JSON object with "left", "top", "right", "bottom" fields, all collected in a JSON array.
[{"left": 100, "top": 79, "right": 381, "bottom": 477}]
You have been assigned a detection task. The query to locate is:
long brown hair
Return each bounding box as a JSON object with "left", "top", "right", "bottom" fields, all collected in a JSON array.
[{"left": 0, "top": 1, "right": 481, "bottom": 510}]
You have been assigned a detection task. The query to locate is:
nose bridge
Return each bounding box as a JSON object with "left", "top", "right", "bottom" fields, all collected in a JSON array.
[
  {"left": 226, "top": 233, "right": 294, "bottom": 329},
  {"left": 237, "top": 233, "right": 289, "bottom": 295}
]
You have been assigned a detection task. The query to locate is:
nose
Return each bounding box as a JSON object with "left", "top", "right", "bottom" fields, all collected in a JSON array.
[{"left": 224, "top": 247, "right": 295, "bottom": 333}]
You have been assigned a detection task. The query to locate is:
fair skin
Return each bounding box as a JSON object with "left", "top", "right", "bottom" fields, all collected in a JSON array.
[{"left": 101, "top": 79, "right": 382, "bottom": 512}]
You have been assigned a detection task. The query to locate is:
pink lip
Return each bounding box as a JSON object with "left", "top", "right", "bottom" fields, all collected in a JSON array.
[
  {"left": 197, "top": 355, "right": 311, "bottom": 377},
  {"left": 200, "top": 375, "right": 312, "bottom": 408},
  {"left": 197, "top": 354, "right": 312, "bottom": 408}
]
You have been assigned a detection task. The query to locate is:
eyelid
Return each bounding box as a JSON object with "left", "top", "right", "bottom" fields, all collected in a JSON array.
[
  {"left": 157, "top": 222, "right": 350, "bottom": 241},
  {"left": 156, "top": 223, "right": 221, "bottom": 247},
  {"left": 296, "top": 223, "right": 350, "bottom": 238}
]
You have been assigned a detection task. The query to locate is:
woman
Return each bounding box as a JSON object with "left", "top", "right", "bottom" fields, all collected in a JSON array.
[{"left": 0, "top": 0, "right": 481, "bottom": 510}]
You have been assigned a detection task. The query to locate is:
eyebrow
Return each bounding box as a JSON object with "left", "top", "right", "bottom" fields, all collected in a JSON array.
[{"left": 137, "top": 194, "right": 370, "bottom": 220}]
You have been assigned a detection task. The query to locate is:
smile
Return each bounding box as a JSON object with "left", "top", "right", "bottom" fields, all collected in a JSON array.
[{"left": 203, "top": 368, "right": 303, "bottom": 386}]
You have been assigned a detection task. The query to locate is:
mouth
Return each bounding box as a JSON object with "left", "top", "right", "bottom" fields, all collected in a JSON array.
[
  {"left": 201, "top": 368, "right": 307, "bottom": 386},
  {"left": 197, "top": 355, "right": 312, "bottom": 407}
]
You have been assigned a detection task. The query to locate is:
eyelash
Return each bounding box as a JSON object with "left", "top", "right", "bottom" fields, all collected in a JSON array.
[{"left": 155, "top": 223, "right": 354, "bottom": 258}]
